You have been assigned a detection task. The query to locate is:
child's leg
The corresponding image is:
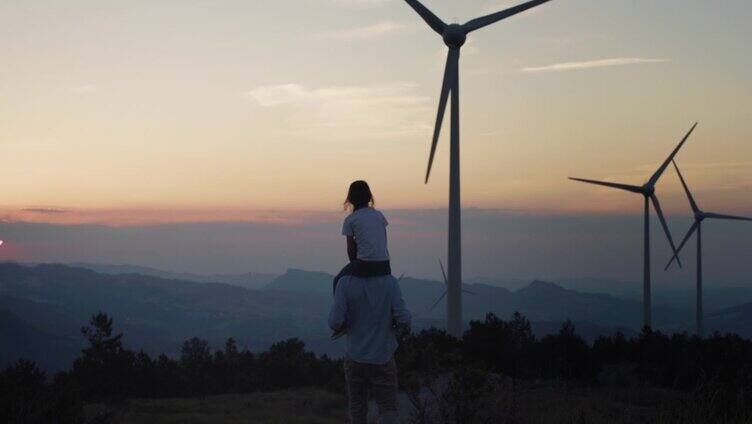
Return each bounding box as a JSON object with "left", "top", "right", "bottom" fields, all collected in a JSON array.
[{"left": 333, "top": 262, "right": 356, "bottom": 295}]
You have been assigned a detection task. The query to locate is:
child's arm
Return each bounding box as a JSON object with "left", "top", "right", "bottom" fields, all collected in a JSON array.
[{"left": 346, "top": 236, "right": 357, "bottom": 261}]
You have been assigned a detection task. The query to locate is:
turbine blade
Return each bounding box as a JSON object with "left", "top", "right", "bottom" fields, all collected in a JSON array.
[
  {"left": 463, "top": 0, "right": 552, "bottom": 33},
  {"left": 651, "top": 193, "right": 682, "bottom": 268},
  {"left": 568, "top": 177, "right": 643, "bottom": 194},
  {"left": 404, "top": 0, "right": 446, "bottom": 35},
  {"left": 673, "top": 160, "right": 700, "bottom": 213},
  {"left": 438, "top": 259, "right": 448, "bottom": 286},
  {"left": 426, "top": 49, "right": 458, "bottom": 184},
  {"left": 665, "top": 221, "right": 699, "bottom": 270},
  {"left": 648, "top": 123, "right": 698, "bottom": 186},
  {"left": 430, "top": 291, "right": 447, "bottom": 311},
  {"left": 704, "top": 212, "right": 752, "bottom": 222}
]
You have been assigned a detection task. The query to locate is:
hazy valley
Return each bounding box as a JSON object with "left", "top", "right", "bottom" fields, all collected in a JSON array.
[{"left": 2, "top": 262, "right": 752, "bottom": 372}]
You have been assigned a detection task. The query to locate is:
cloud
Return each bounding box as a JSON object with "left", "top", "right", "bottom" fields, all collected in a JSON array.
[
  {"left": 22, "top": 208, "right": 67, "bottom": 214},
  {"left": 316, "top": 21, "right": 408, "bottom": 40},
  {"left": 247, "top": 84, "right": 311, "bottom": 107},
  {"left": 480, "top": 0, "right": 549, "bottom": 17},
  {"left": 68, "top": 85, "right": 96, "bottom": 94},
  {"left": 246, "top": 83, "right": 431, "bottom": 139},
  {"left": 7, "top": 207, "right": 324, "bottom": 227},
  {"left": 521, "top": 57, "right": 670, "bottom": 73},
  {"left": 324, "top": 0, "right": 393, "bottom": 7}
]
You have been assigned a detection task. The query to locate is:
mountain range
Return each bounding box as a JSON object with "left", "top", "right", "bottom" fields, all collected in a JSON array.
[
  {"left": 71, "top": 262, "right": 277, "bottom": 290},
  {"left": 1, "top": 262, "right": 751, "bottom": 372}
]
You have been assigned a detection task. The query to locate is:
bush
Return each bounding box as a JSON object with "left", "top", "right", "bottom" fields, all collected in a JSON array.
[{"left": 0, "top": 360, "right": 83, "bottom": 424}]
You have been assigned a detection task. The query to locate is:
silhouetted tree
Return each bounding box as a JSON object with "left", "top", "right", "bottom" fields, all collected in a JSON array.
[
  {"left": 213, "top": 338, "right": 255, "bottom": 393},
  {"left": 257, "top": 338, "right": 318, "bottom": 390},
  {"left": 6, "top": 309, "right": 752, "bottom": 420},
  {"left": 0, "top": 360, "right": 83, "bottom": 424},
  {"left": 180, "top": 337, "right": 213, "bottom": 396},
  {"left": 72, "top": 312, "right": 136, "bottom": 400},
  {"left": 537, "top": 320, "right": 597, "bottom": 381},
  {"left": 462, "top": 312, "right": 535, "bottom": 377},
  {"left": 398, "top": 328, "right": 461, "bottom": 381}
]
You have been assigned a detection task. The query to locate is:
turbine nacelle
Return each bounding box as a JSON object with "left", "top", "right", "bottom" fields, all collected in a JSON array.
[
  {"left": 642, "top": 184, "right": 656, "bottom": 197},
  {"left": 695, "top": 211, "right": 706, "bottom": 222},
  {"left": 442, "top": 24, "right": 467, "bottom": 48}
]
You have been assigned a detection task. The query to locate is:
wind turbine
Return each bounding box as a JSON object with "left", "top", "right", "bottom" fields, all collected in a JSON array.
[
  {"left": 665, "top": 160, "right": 752, "bottom": 337},
  {"left": 430, "top": 260, "right": 475, "bottom": 312},
  {"left": 569, "top": 123, "right": 698, "bottom": 329},
  {"left": 403, "top": 0, "right": 555, "bottom": 337}
]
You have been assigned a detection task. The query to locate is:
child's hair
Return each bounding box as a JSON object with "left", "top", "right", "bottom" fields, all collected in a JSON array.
[{"left": 344, "top": 180, "right": 374, "bottom": 211}]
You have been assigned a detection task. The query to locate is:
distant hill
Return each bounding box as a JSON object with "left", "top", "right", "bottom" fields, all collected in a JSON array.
[
  {"left": 1, "top": 262, "right": 747, "bottom": 372},
  {"left": 266, "top": 269, "right": 690, "bottom": 330},
  {"left": 265, "top": 268, "right": 333, "bottom": 294},
  {"left": 72, "top": 262, "right": 276, "bottom": 290},
  {"left": 474, "top": 276, "right": 752, "bottom": 312},
  {"left": 0, "top": 308, "right": 80, "bottom": 371},
  {"left": 0, "top": 263, "right": 333, "bottom": 362},
  {"left": 706, "top": 302, "right": 752, "bottom": 338}
]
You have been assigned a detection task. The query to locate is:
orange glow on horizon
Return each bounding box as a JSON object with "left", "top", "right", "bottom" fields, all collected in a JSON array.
[{"left": 0, "top": 207, "right": 342, "bottom": 227}]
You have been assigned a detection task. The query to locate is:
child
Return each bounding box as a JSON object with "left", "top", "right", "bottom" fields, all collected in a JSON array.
[
  {"left": 333, "top": 180, "right": 392, "bottom": 294},
  {"left": 331, "top": 181, "right": 392, "bottom": 339}
]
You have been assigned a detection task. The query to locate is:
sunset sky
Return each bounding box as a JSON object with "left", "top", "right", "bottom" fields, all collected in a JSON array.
[
  {"left": 1, "top": 1, "right": 751, "bottom": 281},
  {"left": 2, "top": 0, "right": 751, "bottom": 219}
]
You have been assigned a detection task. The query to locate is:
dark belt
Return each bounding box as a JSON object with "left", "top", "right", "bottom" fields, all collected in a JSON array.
[{"left": 350, "top": 259, "right": 391, "bottom": 278}]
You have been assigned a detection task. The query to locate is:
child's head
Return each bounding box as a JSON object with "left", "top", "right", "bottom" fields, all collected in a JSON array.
[{"left": 344, "top": 180, "right": 374, "bottom": 211}]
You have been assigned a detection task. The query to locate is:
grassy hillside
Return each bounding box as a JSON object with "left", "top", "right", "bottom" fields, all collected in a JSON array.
[
  {"left": 83, "top": 382, "right": 740, "bottom": 424},
  {"left": 87, "top": 389, "right": 347, "bottom": 424}
]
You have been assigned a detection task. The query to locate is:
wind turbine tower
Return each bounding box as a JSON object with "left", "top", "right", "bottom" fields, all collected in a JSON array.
[
  {"left": 569, "top": 123, "right": 698, "bottom": 328},
  {"left": 665, "top": 160, "right": 752, "bottom": 336},
  {"left": 403, "top": 0, "right": 555, "bottom": 338}
]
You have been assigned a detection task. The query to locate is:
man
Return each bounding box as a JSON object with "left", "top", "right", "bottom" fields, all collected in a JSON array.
[{"left": 328, "top": 274, "right": 411, "bottom": 423}]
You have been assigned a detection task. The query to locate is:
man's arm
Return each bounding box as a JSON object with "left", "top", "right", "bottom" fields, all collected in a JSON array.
[
  {"left": 391, "top": 280, "right": 411, "bottom": 332},
  {"left": 328, "top": 279, "right": 348, "bottom": 331},
  {"left": 346, "top": 236, "right": 357, "bottom": 262}
]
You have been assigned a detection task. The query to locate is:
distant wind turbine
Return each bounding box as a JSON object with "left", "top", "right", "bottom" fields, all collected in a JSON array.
[
  {"left": 569, "top": 123, "right": 698, "bottom": 329},
  {"left": 403, "top": 0, "right": 555, "bottom": 337},
  {"left": 665, "top": 160, "right": 752, "bottom": 337},
  {"left": 430, "top": 260, "right": 475, "bottom": 312}
]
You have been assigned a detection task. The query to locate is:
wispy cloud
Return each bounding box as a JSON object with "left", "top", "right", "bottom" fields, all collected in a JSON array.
[
  {"left": 481, "top": 0, "right": 550, "bottom": 17},
  {"left": 22, "top": 208, "right": 67, "bottom": 214},
  {"left": 246, "top": 83, "right": 430, "bottom": 139},
  {"left": 68, "top": 84, "right": 96, "bottom": 94},
  {"left": 6, "top": 208, "right": 327, "bottom": 227},
  {"left": 326, "top": 0, "right": 392, "bottom": 7},
  {"left": 316, "top": 21, "right": 407, "bottom": 40},
  {"left": 521, "top": 57, "right": 670, "bottom": 73}
]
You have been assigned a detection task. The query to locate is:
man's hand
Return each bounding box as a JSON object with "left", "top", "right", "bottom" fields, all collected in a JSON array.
[
  {"left": 393, "top": 321, "right": 411, "bottom": 340},
  {"left": 331, "top": 326, "right": 347, "bottom": 340}
]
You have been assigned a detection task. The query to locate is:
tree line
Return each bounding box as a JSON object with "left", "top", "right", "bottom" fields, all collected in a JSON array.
[{"left": 3, "top": 311, "right": 752, "bottom": 423}]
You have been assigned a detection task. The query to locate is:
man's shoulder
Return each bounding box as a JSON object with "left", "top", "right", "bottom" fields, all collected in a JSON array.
[
  {"left": 342, "top": 274, "right": 397, "bottom": 285},
  {"left": 378, "top": 274, "right": 399, "bottom": 288}
]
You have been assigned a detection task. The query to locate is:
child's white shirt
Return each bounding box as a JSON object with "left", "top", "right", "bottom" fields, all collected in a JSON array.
[{"left": 341, "top": 207, "right": 390, "bottom": 261}]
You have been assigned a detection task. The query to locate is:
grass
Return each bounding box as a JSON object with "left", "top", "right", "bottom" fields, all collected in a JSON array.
[
  {"left": 505, "top": 382, "right": 686, "bottom": 423},
  {"left": 84, "top": 383, "right": 751, "bottom": 424},
  {"left": 86, "top": 388, "right": 348, "bottom": 424}
]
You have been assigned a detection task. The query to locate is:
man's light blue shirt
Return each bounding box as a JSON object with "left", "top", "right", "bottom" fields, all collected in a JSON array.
[{"left": 328, "top": 274, "right": 411, "bottom": 365}]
